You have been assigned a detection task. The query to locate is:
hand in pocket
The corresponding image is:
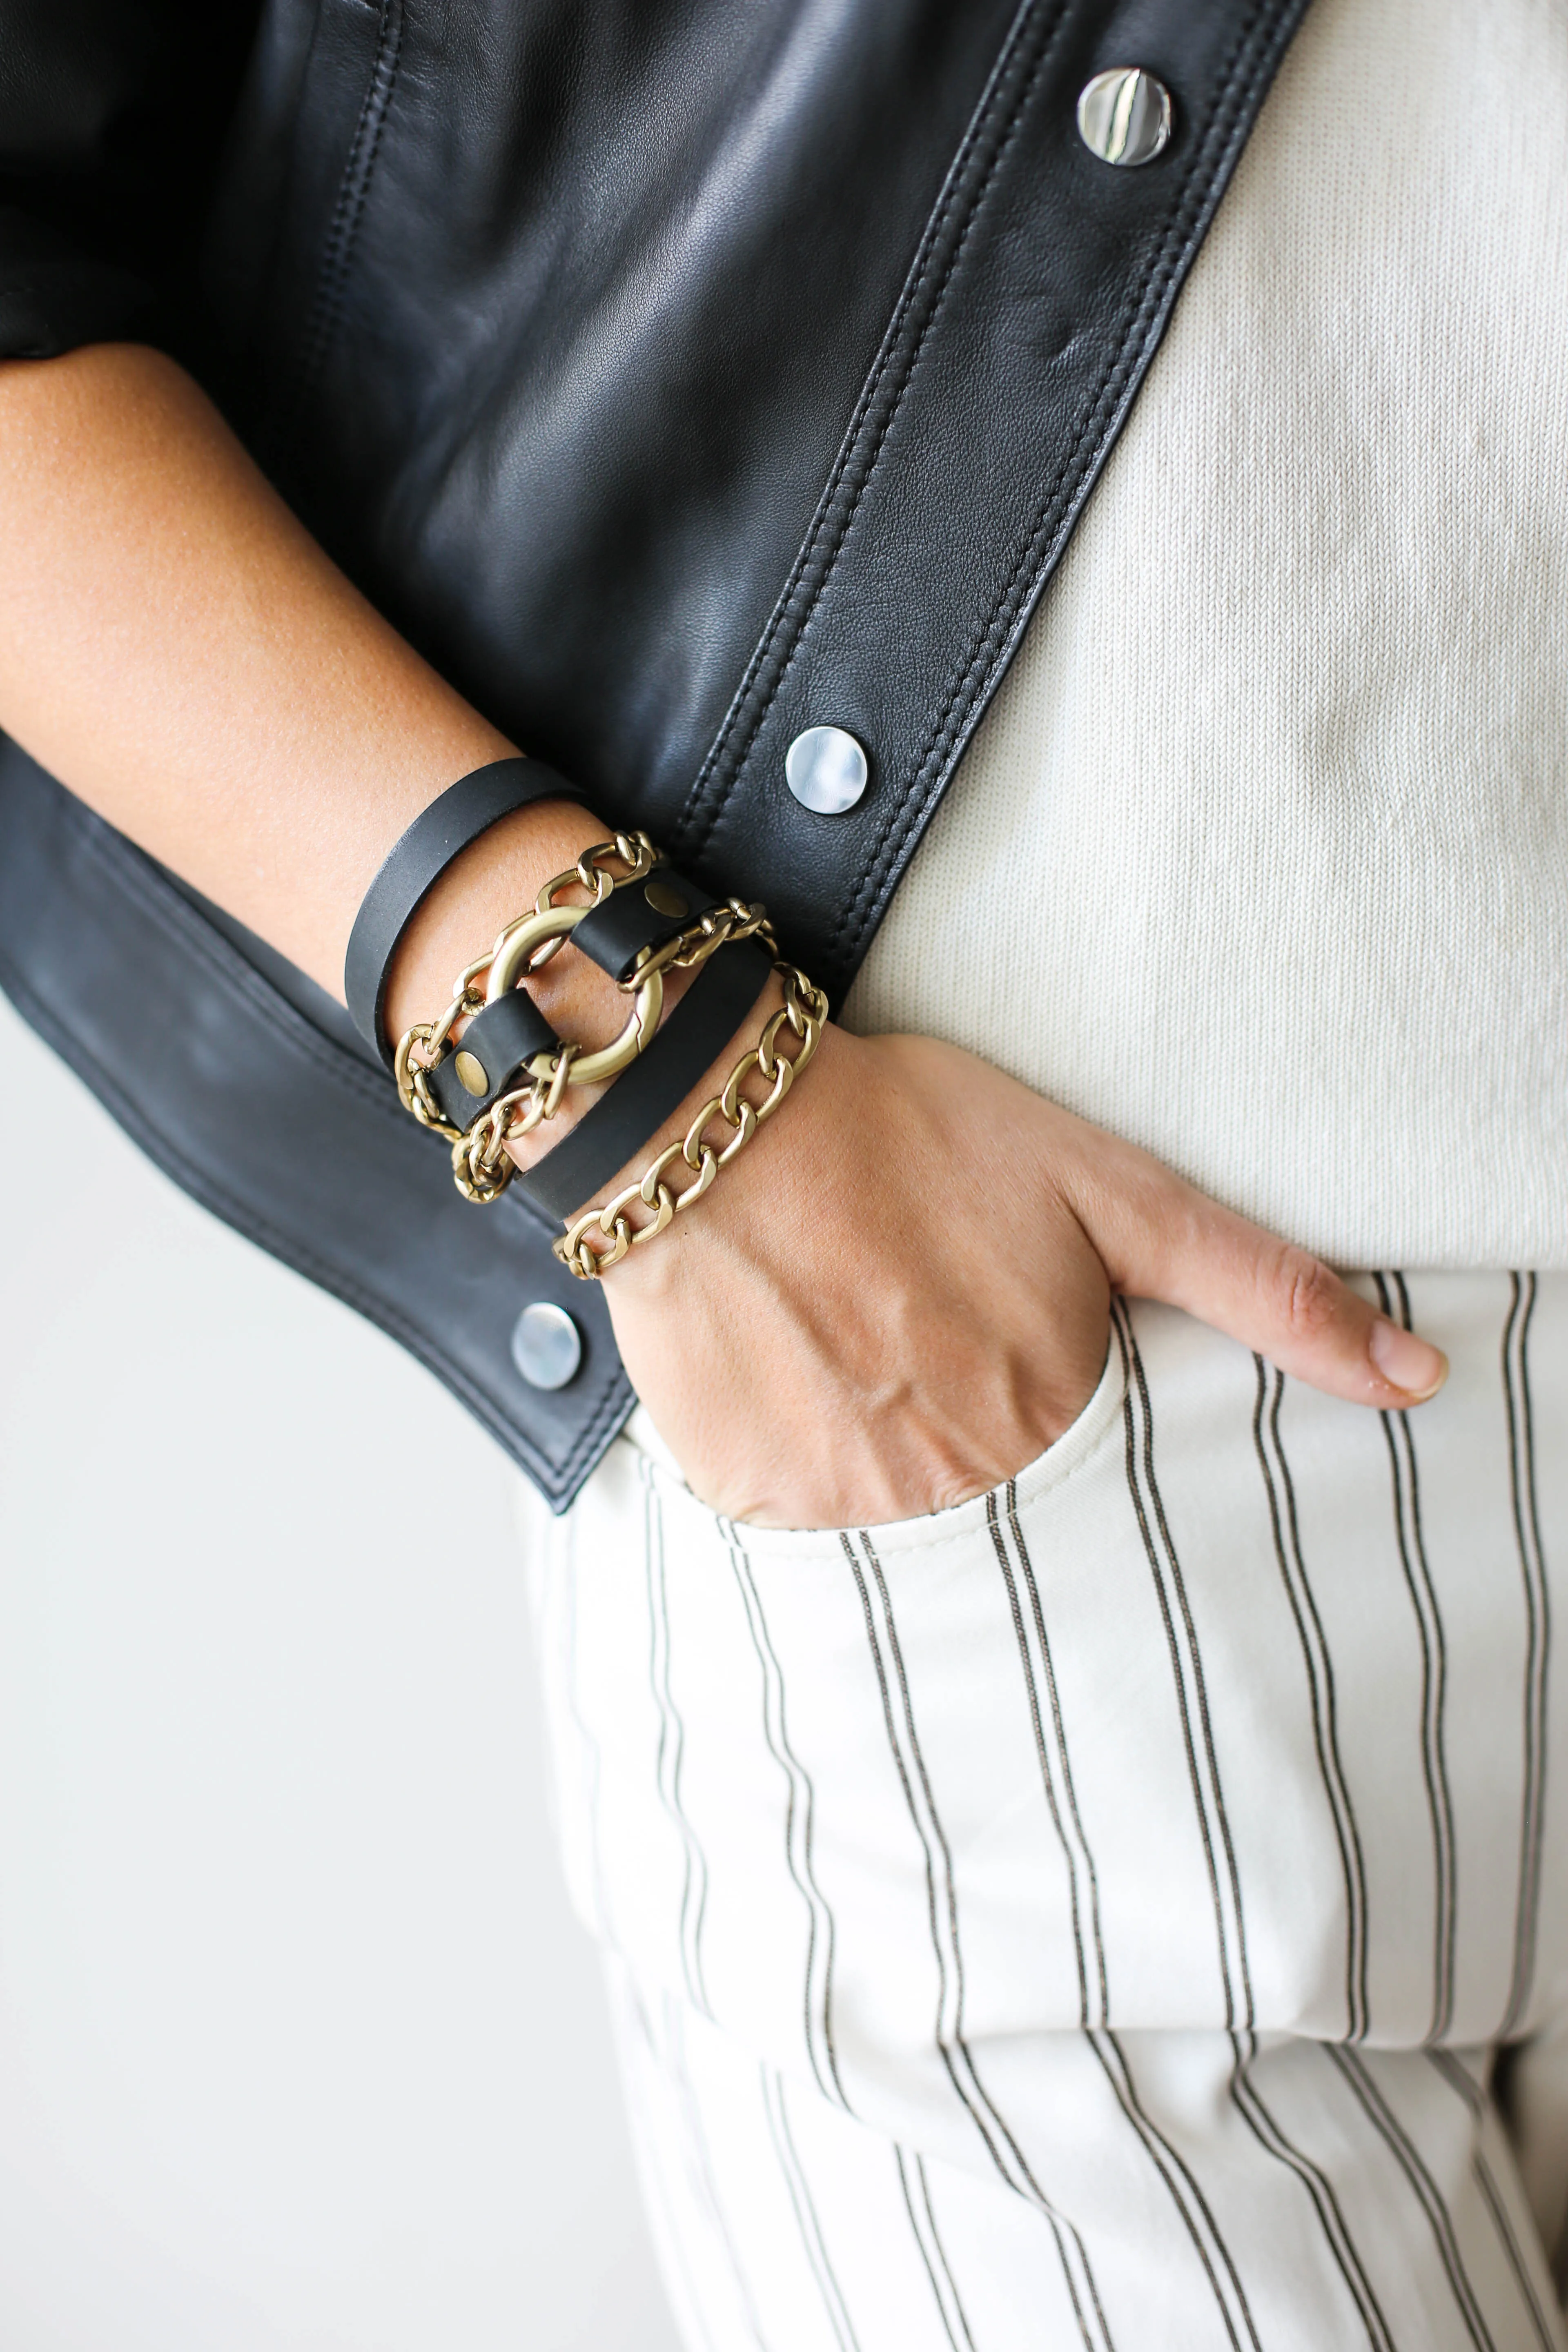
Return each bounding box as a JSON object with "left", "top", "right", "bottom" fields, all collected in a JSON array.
[{"left": 600, "top": 1028, "right": 1448, "bottom": 1530}]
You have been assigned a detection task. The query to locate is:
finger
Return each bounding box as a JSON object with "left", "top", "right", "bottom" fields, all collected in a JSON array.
[{"left": 1062, "top": 1140, "right": 1448, "bottom": 1410}]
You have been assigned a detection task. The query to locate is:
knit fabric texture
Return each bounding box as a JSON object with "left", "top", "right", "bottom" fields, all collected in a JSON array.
[{"left": 844, "top": 0, "right": 1568, "bottom": 1270}]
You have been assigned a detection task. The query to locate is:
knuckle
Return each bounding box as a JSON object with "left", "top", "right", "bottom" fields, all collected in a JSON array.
[{"left": 1265, "top": 1245, "right": 1342, "bottom": 1341}]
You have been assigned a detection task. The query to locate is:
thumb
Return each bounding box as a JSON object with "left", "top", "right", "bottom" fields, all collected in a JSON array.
[{"left": 1065, "top": 1144, "right": 1448, "bottom": 1411}]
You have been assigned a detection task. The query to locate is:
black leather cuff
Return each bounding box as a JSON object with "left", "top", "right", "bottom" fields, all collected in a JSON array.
[
  {"left": 517, "top": 940, "right": 773, "bottom": 1223},
  {"left": 345, "top": 756, "right": 589, "bottom": 1068}
]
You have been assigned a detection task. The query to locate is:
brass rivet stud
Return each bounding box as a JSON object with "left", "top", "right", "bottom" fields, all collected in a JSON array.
[
  {"left": 1076, "top": 67, "right": 1173, "bottom": 167},
  {"left": 454, "top": 1049, "right": 488, "bottom": 1095},
  {"left": 644, "top": 878, "right": 689, "bottom": 919}
]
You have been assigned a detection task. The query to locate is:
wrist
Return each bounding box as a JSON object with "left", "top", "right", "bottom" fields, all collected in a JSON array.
[{"left": 584, "top": 1000, "right": 851, "bottom": 1297}]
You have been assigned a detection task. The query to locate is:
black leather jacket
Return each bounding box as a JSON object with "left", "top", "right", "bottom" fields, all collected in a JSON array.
[{"left": 0, "top": 0, "right": 1307, "bottom": 1505}]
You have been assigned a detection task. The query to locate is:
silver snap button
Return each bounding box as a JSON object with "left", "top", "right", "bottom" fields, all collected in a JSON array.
[
  {"left": 1076, "top": 68, "right": 1173, "bottom": 167},
  {"left": 510, "top": 1301, "right": 583, "bottom": 1391},
  {"left": 785, "top": 725, "right": 869, "bottom": 815}
]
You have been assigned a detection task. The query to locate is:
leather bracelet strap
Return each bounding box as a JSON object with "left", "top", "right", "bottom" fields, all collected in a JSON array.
[
  {"left": 570, "top": 867, "right": 723, "bottom": 984},
  {"left": 345, "top": 756, "right": 589, "bottom": 1067},
  {"left": 424, "top": 987, "right": 561, "bottom": 1132},
  {"left": 518, "top": 939, "right": 773, "bottom": 1223}
]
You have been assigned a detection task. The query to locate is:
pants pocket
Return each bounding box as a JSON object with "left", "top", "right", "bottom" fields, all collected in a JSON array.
[{"left": 534, "top": 1279, "right": 1568, "bottom": 2078}]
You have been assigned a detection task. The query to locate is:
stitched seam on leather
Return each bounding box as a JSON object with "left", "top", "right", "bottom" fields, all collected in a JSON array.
[
  {"left": 675, "top": 0, "right": 1057, "bottom": 853},
  {"left": 45, "top": 808, "right": 634, "bottom": 1492},
  {"left": 270, "top": 0, "right": 406, "bottom": 468},
  {"left": 42, "top": 801, "right": 635, "bottom": 1489},
  {"left": 0, "top": 932, "right": 631, "bottom": 1499},
  {"left": 557, "top": 1366, "right": 639, "bottom": 1495},
  {"left": 670, "top": 0, "right": 1065, "bottom": 860},
  {"left": 833, "top": 0, "right": 1286, "bottom": 971},
  {"left": 243, "top": 0, "right": 334, "bottom": 387}
]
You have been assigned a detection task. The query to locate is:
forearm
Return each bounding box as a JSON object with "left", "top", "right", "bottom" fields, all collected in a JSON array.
[{"left": 0, "top": 342, "right": 603, "bottom": 1036}]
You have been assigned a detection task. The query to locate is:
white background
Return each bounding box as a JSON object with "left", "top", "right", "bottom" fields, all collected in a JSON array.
[{"left": 0, "top": 995, "right": 679, "bottom": 2350}]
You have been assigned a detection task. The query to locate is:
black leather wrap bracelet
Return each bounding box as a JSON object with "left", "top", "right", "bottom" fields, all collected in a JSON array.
[
  {"left": 517, "top": 939, "right": 773, "bottom": 1222},
  {"left": 421, "top": 859, "right": 727, "bottom": 1136},
  {"left": 345, "top": 756, "right": 589, "bottom": 1067}
]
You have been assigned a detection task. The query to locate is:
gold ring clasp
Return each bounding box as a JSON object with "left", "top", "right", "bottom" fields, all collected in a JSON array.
[{"left": 486, "top": 902, "right": 663, "bottom": 1088}]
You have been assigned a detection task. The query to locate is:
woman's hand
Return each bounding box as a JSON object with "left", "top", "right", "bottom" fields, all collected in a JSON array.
[{"left": 592, "top": 1023, "right": 1448, "bottom": 1530}]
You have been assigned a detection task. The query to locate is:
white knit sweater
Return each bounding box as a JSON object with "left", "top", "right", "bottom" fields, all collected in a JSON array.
[{"left": 844, "top": 0, "right": 1568, "bottom": 1270}]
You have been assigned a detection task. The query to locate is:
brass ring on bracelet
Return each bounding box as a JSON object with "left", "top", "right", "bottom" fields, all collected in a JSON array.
[{"left": 485, "top": 902, "right": 663, "bottom": 1088}]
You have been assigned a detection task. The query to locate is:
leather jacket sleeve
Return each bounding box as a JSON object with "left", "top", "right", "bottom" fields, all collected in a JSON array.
[{"left": 0, "top": 0, "right": 259, "bottom": 360}]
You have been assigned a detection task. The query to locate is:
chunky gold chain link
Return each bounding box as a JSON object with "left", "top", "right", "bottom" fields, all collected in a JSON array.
[
  {"left": 553, "top": 964, "right": 827, "bottom": 1277},
  {"left": 629, "top": 894, "right": 778, "bottom": 984}
]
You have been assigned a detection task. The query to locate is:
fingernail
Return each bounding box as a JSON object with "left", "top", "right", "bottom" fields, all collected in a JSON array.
[{"left": 1369, "top": 1318, "right": 1449, "bottom": 1400}]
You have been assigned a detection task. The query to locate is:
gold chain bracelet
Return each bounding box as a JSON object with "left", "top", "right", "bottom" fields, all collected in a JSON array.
[
  {"left": 553, "top": 963, "right": 827, "bottom": 1277},
  {"left": 390, "top": 827, "right": 782, "bottom": 1207},
  {"left": 393, "top": 830, "right": 658, "bottom": 1149},
  {"left": 451, "top": 897, "right": 778, "bottom": 1204}
]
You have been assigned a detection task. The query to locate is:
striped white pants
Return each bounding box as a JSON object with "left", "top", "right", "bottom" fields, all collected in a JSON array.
[{"left": 521, "top": 1274, "right": 1568, "bottom": 2350}]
